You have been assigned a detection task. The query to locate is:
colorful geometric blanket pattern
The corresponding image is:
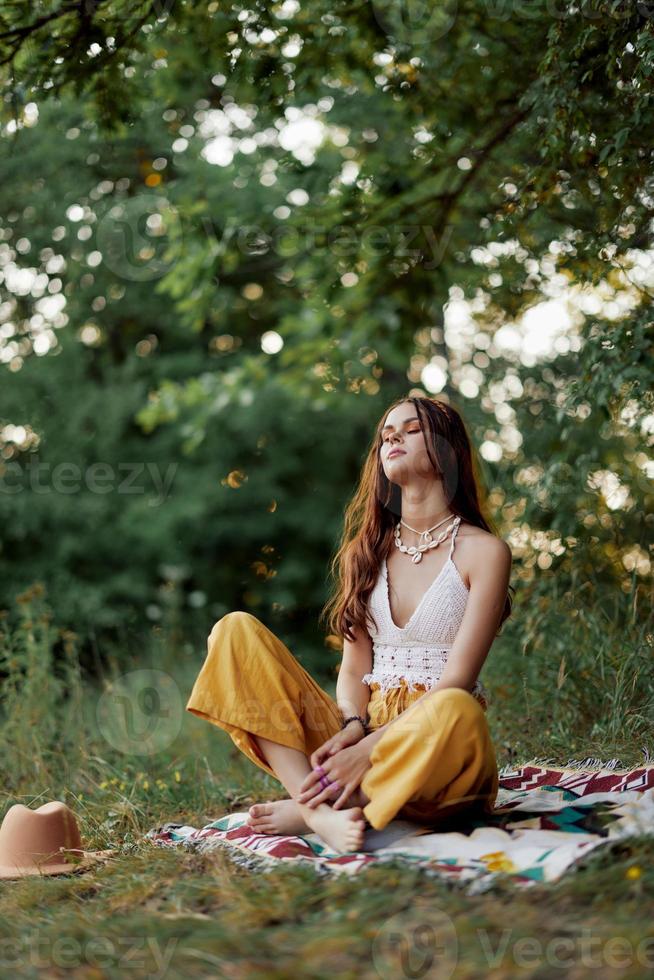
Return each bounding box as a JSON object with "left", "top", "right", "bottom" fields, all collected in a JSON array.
[{"left": 145, "top": 758, "right": 654, "bottom": 890}]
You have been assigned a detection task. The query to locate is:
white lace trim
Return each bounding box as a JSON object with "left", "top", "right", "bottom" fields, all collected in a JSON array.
[
  {"left": 367, "top": 643, "right": 450, "bottom": 670},
  {"left": 361, "top": 669, "right": 490, "bottom": 705}
]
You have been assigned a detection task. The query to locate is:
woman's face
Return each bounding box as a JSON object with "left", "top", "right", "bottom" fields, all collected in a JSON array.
[{"left": 379, "top": 403, "right": 434, "bottom": 482}]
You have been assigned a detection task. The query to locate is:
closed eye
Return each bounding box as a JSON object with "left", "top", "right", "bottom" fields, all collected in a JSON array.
[{"left": 381, "top": 425, "right": 422, "bottom": 444}]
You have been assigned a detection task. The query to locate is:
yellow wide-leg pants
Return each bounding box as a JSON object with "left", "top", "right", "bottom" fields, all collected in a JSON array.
[{"left": 185, "top": 611, "right": 499, "bottom": 832}]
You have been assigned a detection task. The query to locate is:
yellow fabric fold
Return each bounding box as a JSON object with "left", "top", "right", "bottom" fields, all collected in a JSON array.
[{"left": 186, "top": 612, "right": 498, "bottom": 831}]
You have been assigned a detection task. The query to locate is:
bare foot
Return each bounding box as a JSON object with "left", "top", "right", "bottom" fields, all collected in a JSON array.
[
  {"left": 300, "top": 802, "right": 367, "bottom": 854},
  {"left": 246, "top": 786, "right": 370, "bottom": 836},
  {"left": 247, "top": 799, "right": 310, "bottom": 836}
]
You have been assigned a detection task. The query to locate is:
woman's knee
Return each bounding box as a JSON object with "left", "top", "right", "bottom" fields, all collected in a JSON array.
[
  {"left": 431, "top": 686, "right": 484, "bottom": 715},
  {"left": 208, "top": 609, "right": 262, "bottom": 644},
  {"left": 413, "top": 686, "right": 486, "bottom": 737}
]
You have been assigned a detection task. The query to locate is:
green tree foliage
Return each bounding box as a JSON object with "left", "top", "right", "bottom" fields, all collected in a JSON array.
[{"left": 0, "top": 1, "right": 651, "bottom": 675}]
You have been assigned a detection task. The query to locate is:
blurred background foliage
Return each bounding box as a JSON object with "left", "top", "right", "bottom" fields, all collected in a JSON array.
[{"left": 0, "top": 0, "right": 652, "bottom": 689}]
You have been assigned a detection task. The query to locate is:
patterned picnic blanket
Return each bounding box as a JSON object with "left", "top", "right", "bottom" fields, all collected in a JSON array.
[{"left": 145, "top": 757, "right": 654, "bottom": 891}]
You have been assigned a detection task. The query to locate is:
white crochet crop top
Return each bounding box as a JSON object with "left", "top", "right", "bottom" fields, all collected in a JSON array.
[{"left": 362, "top": 516, "right": 490, "bottom": 708}]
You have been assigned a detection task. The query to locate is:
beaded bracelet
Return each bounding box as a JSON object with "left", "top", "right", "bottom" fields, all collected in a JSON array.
[{"left": 341, "top": 714, "right": 370, "bottom": 736}]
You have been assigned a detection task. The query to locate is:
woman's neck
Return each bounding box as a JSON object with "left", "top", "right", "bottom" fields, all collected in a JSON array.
[{"left": 399, "top": 503, "right": 453, "bottom": 534}]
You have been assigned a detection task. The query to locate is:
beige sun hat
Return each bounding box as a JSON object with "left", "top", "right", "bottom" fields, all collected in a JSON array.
[{"left": 0, "top": 801, "right": 114, "bottom": 879}]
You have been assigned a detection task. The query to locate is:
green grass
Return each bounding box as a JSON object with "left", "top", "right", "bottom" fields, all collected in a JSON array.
[{"left": 0, "top": 583, "right": 653, "bottom": 979}]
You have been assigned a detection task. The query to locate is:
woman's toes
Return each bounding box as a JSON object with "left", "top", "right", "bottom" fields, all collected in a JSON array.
[
  {"left": 249, "top": 803, "right": 274, "bottom": 825},
  {"left": 246, "top": 799, "right": 312, "bottom": 836},
  {"left": 249, "top": 803, "right": 268, "bottom": 818}
]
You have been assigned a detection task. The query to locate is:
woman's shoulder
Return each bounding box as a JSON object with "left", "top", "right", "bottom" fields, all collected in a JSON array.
[{"left": 456, "top": 521, "right": 512, "bottom": 560}]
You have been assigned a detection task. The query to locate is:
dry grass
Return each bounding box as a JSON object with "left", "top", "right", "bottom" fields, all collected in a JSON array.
[{"left": 0, "top": 584, "right": 652, "bottom": 977}]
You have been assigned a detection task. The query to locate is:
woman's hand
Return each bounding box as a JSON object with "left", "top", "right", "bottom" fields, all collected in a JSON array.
[
  {"left": 297, "top": 739, "right": 372, "bottom": 810},
  {"left": 309, "top": 721, "right": 366, "bottom": 771}
]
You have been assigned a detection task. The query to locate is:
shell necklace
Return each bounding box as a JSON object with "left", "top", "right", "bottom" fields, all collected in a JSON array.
[{"left": 393, "top": 513, "right": 459, "bottom": 564}]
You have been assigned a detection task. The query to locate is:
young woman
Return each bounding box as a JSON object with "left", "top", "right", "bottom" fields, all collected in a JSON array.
[{"left": 186, "top": 395, "right": 514, "bottom": 854}]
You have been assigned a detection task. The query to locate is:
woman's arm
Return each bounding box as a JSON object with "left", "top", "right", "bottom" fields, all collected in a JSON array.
[
  {"left": 335, "top": 623, "right": 373, "bottom": 734},
  {"left": 360, "top": 536, "right": 512, "bottom": 751}
]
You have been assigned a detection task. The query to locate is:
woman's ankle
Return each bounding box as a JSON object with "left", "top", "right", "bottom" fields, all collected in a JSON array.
[{"left": 296, "top": 799, "right": 334, "bottom": 821}]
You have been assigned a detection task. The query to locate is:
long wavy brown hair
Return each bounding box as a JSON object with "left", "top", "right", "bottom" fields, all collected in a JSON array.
[{"left": 319, "top": 394, "right": 514, "bottom": 646}]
